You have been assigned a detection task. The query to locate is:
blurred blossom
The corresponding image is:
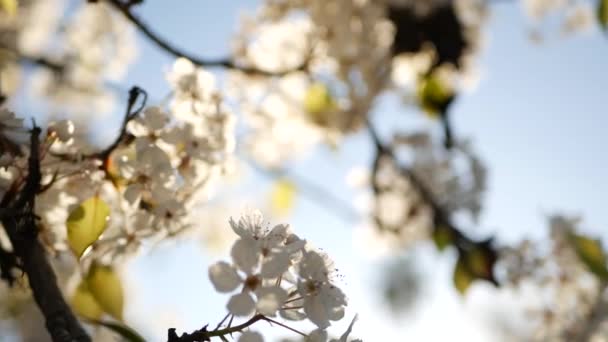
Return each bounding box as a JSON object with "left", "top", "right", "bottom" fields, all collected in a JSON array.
[
  {"left": 498, "top": 215, "right": 606, "bottom": 341},
  {"left": 16, "top": 0, "right": 65, "bottom": 56}
]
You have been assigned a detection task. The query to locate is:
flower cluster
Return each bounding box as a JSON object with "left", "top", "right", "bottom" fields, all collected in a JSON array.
[
  {"left": 499, "top": 215, "right": 606, "bottom": 341},
  {"left": 32, "top": 1, "right": 137, "bottom": 115},
  {"left": 227, "top": 0, "right": 490, "bottom": 168},
  {"left": 521, "top": 0, "right": 596, "bottom": 39},
  {"left": 208, "top": 210, "right": 350, "bottom": 340},
  {"left": 230, "top": 0, "right": 392, "bottom": 161},
  {"left": 0, "top": 0, "right": 65, "bottom": 98},
  {"left": 0, "top": 60, "right": 236, "bottom": 262},
  {"left": 350, "top": 132, "right": 486, "bottom": 249}
]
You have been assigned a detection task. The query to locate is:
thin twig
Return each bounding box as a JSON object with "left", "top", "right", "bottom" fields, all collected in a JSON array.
[
  {"left": 168, "top": 314, "right": 307, "bottom": 342},
  {"left": 104, "top": 0, "right": 308, "bottom": 76},
  {"left": 366, "top": 117, "right": 493, "bottom": 258}
]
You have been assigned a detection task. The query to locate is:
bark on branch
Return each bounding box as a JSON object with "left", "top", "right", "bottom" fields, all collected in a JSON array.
[{"left": 1, "top": 126, "right": 90, "bottom": 342}]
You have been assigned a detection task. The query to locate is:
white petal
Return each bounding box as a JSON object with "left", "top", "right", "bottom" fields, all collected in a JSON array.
[
  {"left": 280, "top": 296, "right": 306, "bottom": 321},
  {"left": 238, "top": 331, "right": 264, "bottom": 342},
  {"left": 229, "top": 217, "right": 249, "bottom": 238},
  {"left": 304, "top": 295, "right": 330, "bottom": 329},
  {"left": 231, "top": 238, "right": 259, "bottom": 274},
  {"left": 321, "top": 284, "right": 347, "bottom": 308},
  {"left": 172, "top": 57, "right": 195, "bottom": 76},
  {"left": 208, "top": 261, "right": 241, "bottom": 293},
  {"left": 123, "top": 184, "right": 142, "bottom": 205},
  {"left": 239, "top": 209, "right": 264, "bottom": 237},
  {"left": 264, "top": 224, "right": 289, "bottom": 247},
  {"left": 227, "top": 292, "right": 255, "bottom": 317},
  {"left": 307, "top": 329, "right": 328, "bottom": 342},
  {"left": 137, "top": 144, "right": 172, "bottom": 173},
  {"left": 261, "top": 251, "right": 290, "bottom": 279},
  {"left": 255, "top": 286, "right": 287, "bottom": 316},
  {"left": 142, "top": 106, "right": 168, "bottom": 131},
  {"left": 299, "top": 250, "right": 329, "bottom": 281}
]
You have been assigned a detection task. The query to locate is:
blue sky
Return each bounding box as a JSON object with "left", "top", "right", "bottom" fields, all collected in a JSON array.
[{"left": 56, "top": 1, "right": 608, "bottom": 341}]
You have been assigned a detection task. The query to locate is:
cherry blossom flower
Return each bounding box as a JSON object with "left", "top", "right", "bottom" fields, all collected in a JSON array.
[{"left": 209, "top": 211, "right": 347, "bottom": 331}]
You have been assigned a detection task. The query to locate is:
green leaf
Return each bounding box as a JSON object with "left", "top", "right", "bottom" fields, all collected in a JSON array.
[
  {"left": 466, "top": 247, "right": 493, "bottom": 279},
  {"left": 0, "top": 0, "right": 18, "bottom": 17},
  {"left": 453, "top": 257, "right": 474, "bottom": 294},
  {"left": 304, "top": 82, "right": 337, "bottom": 125},
  {"left": 87, "top": 264, "right": 124, "bottom": 321},
  {"left": 598, "top": 0, "right": 608, "bottom": 30},
  {"left": 432, "top": 225, "right": 453, "bottom": 251},
  {"left": 71, "top": 282, "right": 104, "bottom": 321},
  {"left": 569, "top": 233, "right": 608, "bottom": 280},
  {"left": 67, "top": 196, "right": 110, "bottom": 258},
  {"left": 86, "top": 319, "right": 146, "bottom": 342},
  {"left": 453, "top": 240, "right": 498, "bottom": 295},
  {"left": 416, "top": 72, "right": 454, "bottom": 118}
]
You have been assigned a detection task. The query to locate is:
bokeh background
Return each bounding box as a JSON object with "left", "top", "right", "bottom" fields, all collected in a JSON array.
[{"left": 4, "top": 0, "right": 608, "bottom": 340}]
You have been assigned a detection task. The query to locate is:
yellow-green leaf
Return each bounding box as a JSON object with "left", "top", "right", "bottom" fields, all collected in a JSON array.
[
  {"left": 432, "top": 225, "right": 453, "bottom": 251},
  {"left": 270, "top": 179, "right": 297, "bottom": 216},
  {"left": 453, "top": 257, "right": 474, "bottom": 295},
  {"left": 466, "top": 247, "right": 493, "bottom": 279},
  {"left": 569, "top": 233, "right": 608, "bottom": 280},
  {"left": 304, "top": 83, "right": 336, "bottom": 126},
  {"left": 67, "top": 196, "right": 110, "bottom": 258},
  {"left": 599, "top": 0, "right": 608, "bottom": 30},
  {"left": 71, "top": 282, "right": 104, "bottom": 321},
  {"left": 0, "top": 0, "right": 17, "bottom": 16},
  {"left": 416, "top": 73, "right": 454, "bottom": 118},
  {"left": 87, "top": 264, "right": 124, "bottom": 321}
]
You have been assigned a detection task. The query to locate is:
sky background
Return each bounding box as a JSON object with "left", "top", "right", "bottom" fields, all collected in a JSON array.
[{"left": 19, "top": 0, "right": 608, "bottom": 341}]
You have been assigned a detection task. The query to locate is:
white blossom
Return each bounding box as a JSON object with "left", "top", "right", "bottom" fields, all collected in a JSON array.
[{"left": 209, "top": 211, "right": 347, "bottom": 327}]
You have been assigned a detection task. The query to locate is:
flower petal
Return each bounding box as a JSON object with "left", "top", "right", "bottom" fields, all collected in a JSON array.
[
  {"left": 227, "top": 292, "right": 255, "bottom": 317},
  {"left": 308, "top": 329, "right": 328, "bottom": 342},
  {"left": 123, "top": 184, "right": 143, "bottom": 205},
  {"left": 279, "top": 295, "right": 306, "bottom": 321},
  {"left": 238, "top": 331, "right": 264, "bottom": 342},
  {"left": 255, "top": 286, "right": 287, "bottom": 316},
  {"left": 208, "top": 261, "right": 241, "bottom": 293},
  {"left": 231, "top": 238, "right": 260, "bottom": 274},
  {"left": 304, "top": 295, "right": 330, "bottom": 329},
  {"left": 261, "top": 251, "right": 290, "bottom": 279}
]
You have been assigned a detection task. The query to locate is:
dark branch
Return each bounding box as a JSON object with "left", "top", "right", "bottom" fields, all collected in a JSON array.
[
  {"left": 0, "top": 244, "right": 20, "bottom": 286},
  {"left": 1, "top": 125, "right": 90, "bottom": 341},
  {"left": 168, "top": 314, "right": 306, "bottom": 342},
  {"left": 50, "top": 86, "right": 147, "bottom": 164},
  {"left": 0, "top": 44, "right": 64, "bottom": 73},
  {"left": 366, "top": 118, "right": 497, "bottom": 284},
  {"left": 104, "top": 0, "right": 307, "bottom": 76},
  {"left": 90, "top": 86, "right": 147, "bottom": 161},
  {"left": 440, "top": 109, "right": 454, "bottom": 150},
  {"left": 19, "top": 55, "right": 65, "bottom": 73}
]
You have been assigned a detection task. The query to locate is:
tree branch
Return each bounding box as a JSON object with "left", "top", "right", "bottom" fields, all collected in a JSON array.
[
  {"left": 0, "top": 244, "right": 20, "bottom": 286},
  {"left": 104, "top": 0, "right": 307, "bottom": 77},
  {"left": 168, "top": 314, "right": 306, "bottom": 342},
  {"left": 91, "top": 86, "right": 147, "bottom": 161},
  {"left": 0, "top": 44, "right": 64, "bottom": 73},
  {"left": 366, "top": 118, "right": 497, "bottom": 284},
  {"left": 1, "top": 125, "right": 90, "bottom": 342}
]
